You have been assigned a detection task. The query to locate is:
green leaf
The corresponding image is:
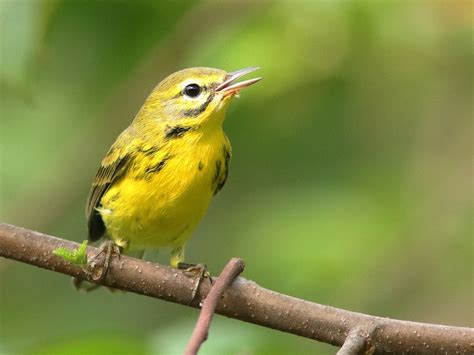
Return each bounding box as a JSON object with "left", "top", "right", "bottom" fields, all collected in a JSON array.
[{"left": 53, "top": 240, "right": 88, "bottom": 266}]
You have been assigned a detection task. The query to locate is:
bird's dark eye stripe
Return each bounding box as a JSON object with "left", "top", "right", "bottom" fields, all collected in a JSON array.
[{"left": 182, "top": 93, "right": 215, "bottom": 117}]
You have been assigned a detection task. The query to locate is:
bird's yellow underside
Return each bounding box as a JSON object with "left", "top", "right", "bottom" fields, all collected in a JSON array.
[{"left": 100, "top": 128, "right": 230, "bottom": 258}]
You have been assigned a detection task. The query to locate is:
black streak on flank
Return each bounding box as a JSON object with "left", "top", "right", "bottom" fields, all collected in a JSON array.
[
  {"left": 212, "top": 160, "right": 221, "bottom": 185},
  {"left": 182, "top": 93, "right": 215, "bottom": 117},
  {"left": 198, "top": 161, "right": 204, "bottom": 171},
  {"left": 165, "top": 125, "right": 191, "bottom": 139},
  {"left": 212, "top": 160, "right": 222, "bottom": 195},
  {"left": 138, "top": 145, "right": 159, "bottom": 156},
  {"left": 223, "top": 144, "right": 231, "bottom": 163},
  {"left": 108, "top": 191, "right": 121, "bottom": 203},
  {"left": 216, "top": 145, "right": 231, "bottom": 195},
  {"left": 142, "top": 157, "right": 169, "bottom": 181}
]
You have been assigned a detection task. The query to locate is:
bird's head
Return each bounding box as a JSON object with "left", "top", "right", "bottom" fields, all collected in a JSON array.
[{"left": 138, "top": 67, "right": 261, "bottom": 129}]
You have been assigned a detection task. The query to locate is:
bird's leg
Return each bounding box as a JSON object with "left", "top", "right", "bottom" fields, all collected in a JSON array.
[
  {"left": 89, "top": 240, "right": 122, "bottom": 281},
  {"left": 73, "top": 240, "right": 122, "bottom": 292},
  {"left": 179, "top": 263, "right": 212, "bottom": 301},
  {"left": 171, "top": 246, "right": 212, "bottom": 301}
]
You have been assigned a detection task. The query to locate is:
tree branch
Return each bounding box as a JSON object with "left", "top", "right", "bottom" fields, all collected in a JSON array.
[
  {"left": 0, "top": 223, "right": 472, "bottom": 353},
  {"left": 185, "top": 258, "right": 245, "bottom": 355}
]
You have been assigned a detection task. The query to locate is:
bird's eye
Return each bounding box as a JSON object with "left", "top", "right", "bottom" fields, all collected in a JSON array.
[{"left": 184, "top": 83, "right": 202, "bottom": 98}]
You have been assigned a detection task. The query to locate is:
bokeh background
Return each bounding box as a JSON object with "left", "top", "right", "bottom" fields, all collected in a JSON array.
[{"left": 1, "top": 0, "right": 472, "bottom": 354}]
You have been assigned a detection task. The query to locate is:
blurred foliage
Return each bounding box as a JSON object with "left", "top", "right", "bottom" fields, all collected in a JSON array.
[{"left": 0, "top": 0, "right": 472, "bottom": 354}]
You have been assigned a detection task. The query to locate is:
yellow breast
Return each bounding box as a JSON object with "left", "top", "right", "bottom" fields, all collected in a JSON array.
[{"left": 99, "top": 128, "right": 230, "bottom": 251}]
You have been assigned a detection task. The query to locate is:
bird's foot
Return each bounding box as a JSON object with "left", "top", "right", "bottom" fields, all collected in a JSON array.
[
  {"left": 73, "top": 240, "right": 121, "bottom": 291},
  {"left": 89, "top": 240, "right": 121, "bottom": 281},
  {"left": 178, "top": 262, "right": 213, "bottom": 301}
]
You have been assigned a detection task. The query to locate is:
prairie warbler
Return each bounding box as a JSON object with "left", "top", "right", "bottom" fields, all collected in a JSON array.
[{"left": 86, "top": 67, "right": 261, "bottom": 272}]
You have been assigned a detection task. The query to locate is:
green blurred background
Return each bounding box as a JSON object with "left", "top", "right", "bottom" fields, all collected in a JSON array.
[{"left": 1, "top": 0, "right": 472, "bottom": 354}]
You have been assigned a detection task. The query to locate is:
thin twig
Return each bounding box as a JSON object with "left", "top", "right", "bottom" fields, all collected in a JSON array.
[
  {"left": 0, "top": 223, "right": 472, "bottom": 353},
  {"left": 184, "top": 258, "right": 245, "bottom": 355},
  {"left": 337, "top": 327, "right": 372, "bottom": 355}
]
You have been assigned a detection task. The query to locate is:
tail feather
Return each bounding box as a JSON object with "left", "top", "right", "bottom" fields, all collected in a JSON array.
[{"left": 88, "top": 210, "right": 106, "bottom": 242}]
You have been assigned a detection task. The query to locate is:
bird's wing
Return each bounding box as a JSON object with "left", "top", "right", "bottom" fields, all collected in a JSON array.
[{"left": 86, "top": 131, "right": 132, "bottom": 242}]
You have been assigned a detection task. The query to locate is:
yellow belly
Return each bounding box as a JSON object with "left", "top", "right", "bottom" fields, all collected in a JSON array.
[{"left": 99, "top": 130, "right": 229, "bottom": 251}]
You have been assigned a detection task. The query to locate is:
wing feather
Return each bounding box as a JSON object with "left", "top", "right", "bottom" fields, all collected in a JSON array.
[{"left": 86, "top": 132, "right": 132, "bottom": 241}]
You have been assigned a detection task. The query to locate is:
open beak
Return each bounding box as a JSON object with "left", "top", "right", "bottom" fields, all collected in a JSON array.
[{"left": 216, "top": 67, "right": 262, "bottom": 97}]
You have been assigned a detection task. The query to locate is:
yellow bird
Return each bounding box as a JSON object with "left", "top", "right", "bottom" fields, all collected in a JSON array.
[{"left": 86, "top": 67, "right": 261, "bottom": 272}]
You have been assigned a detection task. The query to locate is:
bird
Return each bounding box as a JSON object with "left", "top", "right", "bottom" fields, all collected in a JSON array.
[{"left": 85, "top": 67, "right": 261, "bottom": 279}]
